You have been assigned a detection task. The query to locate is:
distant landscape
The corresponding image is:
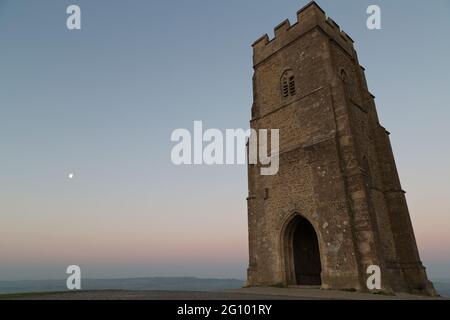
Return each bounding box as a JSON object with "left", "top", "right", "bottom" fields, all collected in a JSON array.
[
  {"left": 432, "top": 280, "right": 450, "bottom": 297},
  {"left": 0, "top": 277, "right": 448, "bottom": 297},
  {"left": 0, "top": 277, "right": 244, "bottom": 295}
]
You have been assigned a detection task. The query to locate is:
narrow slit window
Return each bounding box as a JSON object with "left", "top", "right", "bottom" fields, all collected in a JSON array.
[
  {"left": 282, "top": 79, "right": 289, "bottom": 97},
  {"left": 288, "top": 76, "right": 296, "bottom": 95},
  {"left": 281, "top": 70, "right": 296, "bottom": 99}
]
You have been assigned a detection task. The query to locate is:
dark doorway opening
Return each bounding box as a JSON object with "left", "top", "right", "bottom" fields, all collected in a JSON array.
[{"left": 292, "top": 217, "right": 322, "bottom": 285}]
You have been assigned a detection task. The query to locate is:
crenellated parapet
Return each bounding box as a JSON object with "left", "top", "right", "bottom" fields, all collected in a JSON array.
[{"left": 252, "top": 1, "right": 355, "bottom": 66}]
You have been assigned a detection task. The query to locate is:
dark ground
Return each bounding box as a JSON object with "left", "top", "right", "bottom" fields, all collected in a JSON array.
[{"left": 2, "top": 287, "right": 446, "bottom": 300}]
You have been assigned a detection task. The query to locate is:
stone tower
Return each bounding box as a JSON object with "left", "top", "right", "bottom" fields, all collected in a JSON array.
[{"left": 246, "top": 1, "right": 435, "bottom": 295}]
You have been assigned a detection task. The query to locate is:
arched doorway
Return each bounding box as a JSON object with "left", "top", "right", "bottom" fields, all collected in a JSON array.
[{"left": 283, "top": 215, "right": 322, "bottom": 285}]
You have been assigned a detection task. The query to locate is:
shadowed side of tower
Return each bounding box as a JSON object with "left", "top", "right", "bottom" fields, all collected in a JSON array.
[{"left": 246, "top": 1, "right": 436, "bottom": 296}]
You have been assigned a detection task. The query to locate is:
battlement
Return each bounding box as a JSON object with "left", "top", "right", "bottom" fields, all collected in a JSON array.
[{"left": 252, "top": 1, "right": 355, "bottom": 66}]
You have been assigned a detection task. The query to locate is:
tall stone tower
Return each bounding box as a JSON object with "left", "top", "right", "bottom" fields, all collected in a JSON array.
[{"left": 247, "top": 1, "right": 435, "bottom": 295}]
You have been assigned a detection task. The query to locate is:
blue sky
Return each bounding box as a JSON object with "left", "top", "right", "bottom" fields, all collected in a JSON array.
[{"left": 0, "top": 0, "right": 449, "bottom": 281}]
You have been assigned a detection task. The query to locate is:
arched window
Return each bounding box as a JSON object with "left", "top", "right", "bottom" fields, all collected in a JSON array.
[{"left": 281, "top": 70, "right": 296, "bottom": 98}]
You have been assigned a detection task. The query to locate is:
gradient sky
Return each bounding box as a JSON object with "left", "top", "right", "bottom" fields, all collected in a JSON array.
[{"left": 0, "top": 0, "right": 449, "bottom": 281}]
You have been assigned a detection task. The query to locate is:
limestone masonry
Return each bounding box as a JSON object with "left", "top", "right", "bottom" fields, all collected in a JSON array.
[{"left": 246, "top": 1, "right": 436, "bottom": 295}]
